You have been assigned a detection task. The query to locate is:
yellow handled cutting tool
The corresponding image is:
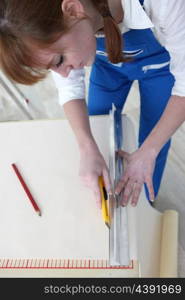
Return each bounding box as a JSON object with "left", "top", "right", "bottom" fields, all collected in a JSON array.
[{"left": 99, "top": 176, "right": 110, "bottom": 229}]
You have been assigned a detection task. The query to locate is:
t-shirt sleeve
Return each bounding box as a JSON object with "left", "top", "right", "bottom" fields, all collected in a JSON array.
[
  {"left": 161, "top": 0, "right": 185, "bottom": 97},
  {"left": 51, "top": 68, "right": 86, "bottom": 105}
]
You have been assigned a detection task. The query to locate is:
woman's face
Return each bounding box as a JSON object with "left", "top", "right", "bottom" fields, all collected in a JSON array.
[{"left": 37, "top": 18, "right": 97, "bottom": 77}]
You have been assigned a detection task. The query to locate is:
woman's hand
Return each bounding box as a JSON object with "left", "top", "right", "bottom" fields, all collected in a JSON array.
[
  {"left": 79, "top": 142, "right": 111, "bottom": 208},
  {"left": 115, "top": 147, "right": 157, "bottom": 206}
]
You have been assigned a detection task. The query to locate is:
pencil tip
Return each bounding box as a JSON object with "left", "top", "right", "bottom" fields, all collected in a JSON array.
[{"left": 37, "top": 211, "right": 42, "bottom": 217}]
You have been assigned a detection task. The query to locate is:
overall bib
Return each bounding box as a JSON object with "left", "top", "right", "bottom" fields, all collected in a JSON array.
[{"left": 88, "top": 0, "right": 175, "bottom": 200}]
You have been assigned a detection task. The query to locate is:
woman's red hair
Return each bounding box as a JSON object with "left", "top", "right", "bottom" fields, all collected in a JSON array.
[{"left": 0, "top": 0, "right": 128, "bottom": 85}]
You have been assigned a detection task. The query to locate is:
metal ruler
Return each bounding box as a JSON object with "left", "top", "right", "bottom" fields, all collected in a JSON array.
[{"left": 109, "top": 104, "right": 130, "bottom": 266}]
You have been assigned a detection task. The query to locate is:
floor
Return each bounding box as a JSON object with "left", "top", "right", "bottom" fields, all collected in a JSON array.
[{"left": 0, "top": 68, "right": 185, "bottom": 277}]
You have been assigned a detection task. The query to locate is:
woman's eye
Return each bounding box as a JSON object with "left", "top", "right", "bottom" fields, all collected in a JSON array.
[{"left": 56, "top": 56, "right": 64, "bottom": 68}]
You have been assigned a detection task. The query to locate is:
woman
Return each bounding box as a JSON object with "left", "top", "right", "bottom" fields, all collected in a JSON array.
[{"left": 1, "top": 0, "right": 185, "bottom": 207}]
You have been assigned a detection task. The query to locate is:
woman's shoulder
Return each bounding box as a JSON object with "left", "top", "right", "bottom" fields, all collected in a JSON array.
[{"left": 121, "top": 0, "right": 154, "bottom": 30}]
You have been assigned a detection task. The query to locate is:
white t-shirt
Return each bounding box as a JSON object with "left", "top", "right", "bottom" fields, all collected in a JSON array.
[{"left": 52, "top": 0, "right": 185, "bottom": 105}]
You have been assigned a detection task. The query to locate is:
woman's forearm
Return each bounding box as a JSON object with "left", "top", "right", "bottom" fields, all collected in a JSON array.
[
  {"left": 140, "top": 95, "right": 185, "bottom": 156},
  {"left": 63, "top": 99, "right": 97, "bottom": 150}
]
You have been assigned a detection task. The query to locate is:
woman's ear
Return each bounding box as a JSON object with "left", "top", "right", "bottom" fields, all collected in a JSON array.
[{"left": 61, "top": 0, "right": 85, "bottom": 19}]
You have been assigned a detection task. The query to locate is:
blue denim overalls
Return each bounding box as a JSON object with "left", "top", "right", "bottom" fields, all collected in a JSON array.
[{"left": 88, "top": 0, "right": 175, "bottom": 200}]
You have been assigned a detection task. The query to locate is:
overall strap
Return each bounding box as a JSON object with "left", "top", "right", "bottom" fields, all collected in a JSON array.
[{"left": 139, "top": 0, "right": 144, "bottom": 5}]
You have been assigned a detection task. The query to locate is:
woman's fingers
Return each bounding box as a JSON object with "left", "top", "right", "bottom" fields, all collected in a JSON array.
[
  {"left": 86, "top": 174, "right": 153, "bottom": 209},
  {"left": 131, "top": 182, "right": 142, "bottom": 206},
  {"left": 121, "top": 178, "right": 135, "bottom": 206},
  {"left": 116, "top": 176, "right": 153, "bottom": 206},
  {"left": 115, "top": 174, "right": 129, "bottom": 195},
  {"left": 102, "top": 168, "right": 112, "bottom": 194},
  {"left": 81, "top": 174, "right": 102, "bottom": 208},
  {"left": 145, "top": 177, "right": 155, "bottom": 202},
  {"left": 113, "top": 149, "right": 156, "bottom": 206},
  {"left": 79, "top": 146, "right": 155, "bottom": 208},
  {"left": 92, "top": 178, "right": 102, "bottom": 209}
]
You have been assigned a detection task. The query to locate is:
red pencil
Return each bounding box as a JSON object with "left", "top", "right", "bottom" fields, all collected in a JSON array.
[{"left": 11, "top": 163, "right": 41, "bottom": 216}]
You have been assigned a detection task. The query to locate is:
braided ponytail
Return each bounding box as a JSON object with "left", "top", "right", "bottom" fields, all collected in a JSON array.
[{"left": 92, "top": 0, "right": 129, "bottom": 64}]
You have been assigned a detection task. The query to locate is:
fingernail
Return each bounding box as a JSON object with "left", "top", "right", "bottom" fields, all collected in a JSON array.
[
  {"left": 108, "top": 191, "right": 113, "bottom": 197},
  {"left": 150, "top": 199, "right": 155, "bottom": 202},
  {"left": 132, "top": 202, "right": 136, "bottom": 207}
]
